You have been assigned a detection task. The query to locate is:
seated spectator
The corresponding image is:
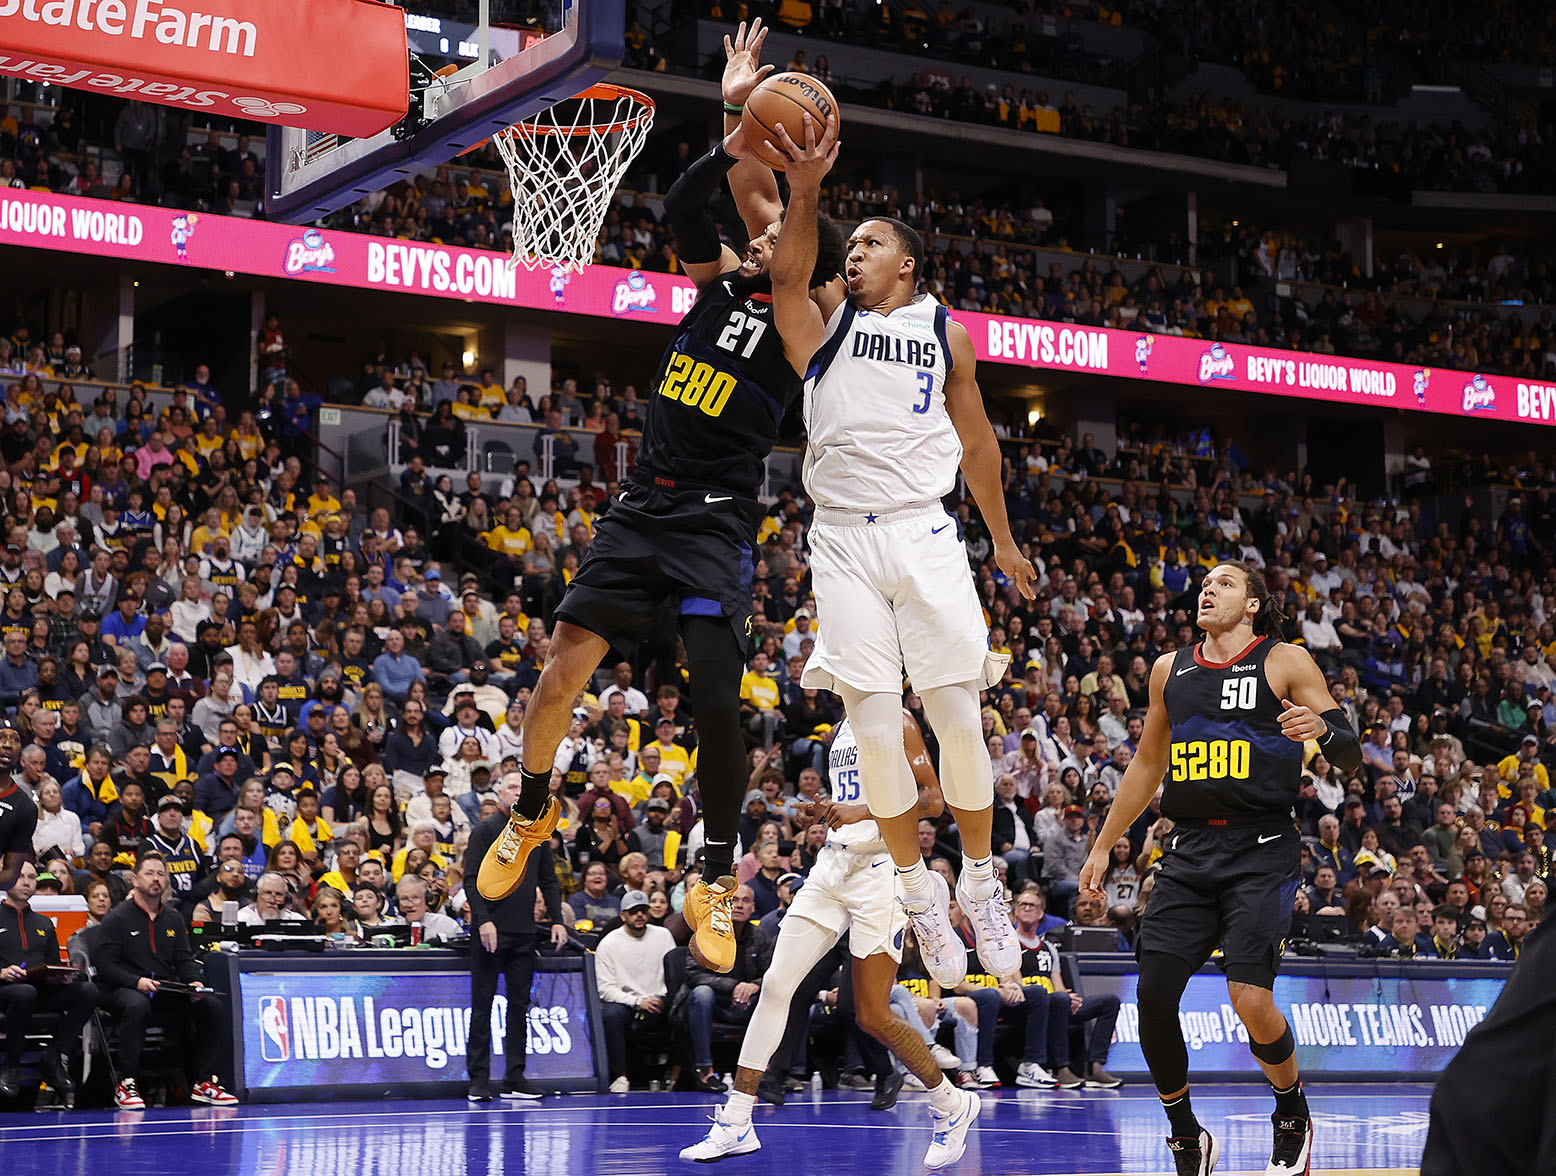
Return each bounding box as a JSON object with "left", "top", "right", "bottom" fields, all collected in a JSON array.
[
  {"left": 395, "top": 874, "right": 460, "bottom": 941},
  {"left": 595, "top": 890, "right": 675, "bottom": 1092},
  {"left": 92, "top": 852, "right": 237, "bottom": 1110},
  {"left": 674, "top": 884, "right": 771, "bottom": 1093},
  {"left": 237, "top": 871, "right": 307, "bottom": 925},
  {"left": 568, "top": 861, "right": 622, "bottom": 926},
  {"left": 1039, "top": 805, "right": 1089, "bottom": 915},
  {"left": 0, "top": 861, "right": 100, "bottom": 1099}
]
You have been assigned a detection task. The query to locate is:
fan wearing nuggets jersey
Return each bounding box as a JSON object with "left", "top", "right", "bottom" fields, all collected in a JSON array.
[
  {"left": 1079, "top": 565, "right": 1362, "bottom": 1176},
  {"left": 476, "top": 23, "right": 847, "bottom": 979}
]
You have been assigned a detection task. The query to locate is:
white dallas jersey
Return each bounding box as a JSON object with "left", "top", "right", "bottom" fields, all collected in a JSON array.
[
  {"left": 803, "top": 294, "right": 962, "bottom": 512},
  {"left": 826, "top": 719, "right": 886, "bottom": 852}
]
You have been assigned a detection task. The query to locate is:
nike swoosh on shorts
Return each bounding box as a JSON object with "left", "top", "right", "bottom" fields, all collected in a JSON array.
[
  {"left": 705, "top": 494, "right": 732, "bottom": 503},
  {"left": 1258, "top": 833, "right": 1282, "bottom": 844},
  {"left": 932, "top": 524, "right": 950, "bottom": 534}
]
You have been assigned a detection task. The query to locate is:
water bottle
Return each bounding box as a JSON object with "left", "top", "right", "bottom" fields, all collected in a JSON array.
[
  {"left": 221, "top": 900, "right": 238, "bottom": 929},
  {"left": 810, "top": 1071, "right": 823, "bottom": 1096}
]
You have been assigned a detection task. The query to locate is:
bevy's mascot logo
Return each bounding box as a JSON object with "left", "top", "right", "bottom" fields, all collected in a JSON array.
[
  {"left": 1197, "top": 343, "right": 1234, "bottom": 383},
  {"left": 1461, "top": 374, "right": 1496, "bottom": 414},
  {"left": 1135, "top": 335, "right": 1153, "bottom": 375},
  {"left": 1413, "top": 368, "right": 1430, "bottom": 408},
  {"left": 611, "top": 271, "right": 657, "bottom": 315}
]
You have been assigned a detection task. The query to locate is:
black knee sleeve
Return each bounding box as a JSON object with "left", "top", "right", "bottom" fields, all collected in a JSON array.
[
  {"left": 1137, "top": 950, "right": 1198, "bottom": 1095},
  {"left": 680, "top": 617, "right": 747, "bottom": 854},
  {"left": 1249, "top": 1023, "right": 1295, "bottom": 1066}
]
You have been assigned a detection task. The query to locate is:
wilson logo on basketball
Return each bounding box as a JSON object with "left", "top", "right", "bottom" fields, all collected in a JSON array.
[{"left": 775, "top": 76, "right": 835, "bottom": 119}]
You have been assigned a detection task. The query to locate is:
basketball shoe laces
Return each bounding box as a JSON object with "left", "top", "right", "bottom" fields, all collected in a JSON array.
[
  {"left": 494, "top": 811, "right": 530, "bottom": 864},
  {"left": 706, "top": 885, "right": 734, "bottom": 938},
  {"left": 909, "top": 904, "right": 951, "bottom": 960},
  {"left": 968, "top": 889, "right": 1011, "bottom": 948}
]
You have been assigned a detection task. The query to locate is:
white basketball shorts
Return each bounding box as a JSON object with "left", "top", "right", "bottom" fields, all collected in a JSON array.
[
  {"left": 802, "top": 503, "right": 994, "bottom": 694},
  {"left": 788, "top": 843, "right": 906, "bottom": 962}
]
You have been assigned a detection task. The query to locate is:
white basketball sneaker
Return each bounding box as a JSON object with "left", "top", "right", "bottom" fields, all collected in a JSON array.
[
  {"left": 900, "top": 871, "right": 966, "bottom": 989},
  {"left": 955, "top": 871, "right": 1021, "bottom": 979},
  {"left": 924, "top": 1087, "right": 982, "bottom": 1169},
  {"left": 679, "top": 1106, "right": 761, "bottom": 1163}
]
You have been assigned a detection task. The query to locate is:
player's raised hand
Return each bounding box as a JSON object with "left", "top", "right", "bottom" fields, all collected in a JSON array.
[
  {"left": 769, "top": 113, "right": 839, "bottom": 193},
  {"left": 995, "top": 539, "right": 1038, "bottom": 600},
  {"left": 1278, "top": 697, "right": 1327, "bottom": 743},
  {"left": 722, "top": 19, "right": 775, "bottom": 106}
]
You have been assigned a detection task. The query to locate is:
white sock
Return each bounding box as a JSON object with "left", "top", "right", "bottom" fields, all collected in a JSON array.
[
  {"left": 960, "top": 855, "right": 996, "bottom": 897},
  {"left": 896, "top": 860, "right": 933, "bottom": 909},
  {"left": 927, "top": 1076, "right": 962, "bottom": 1115},
  {"left": 725, "top": 1090, "right": 756, "bottom": 1125}
]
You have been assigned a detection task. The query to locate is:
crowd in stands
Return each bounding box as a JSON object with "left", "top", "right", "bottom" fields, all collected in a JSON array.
[{"left": 0, "top": 304, "right": 1549, "bottom": 1098}]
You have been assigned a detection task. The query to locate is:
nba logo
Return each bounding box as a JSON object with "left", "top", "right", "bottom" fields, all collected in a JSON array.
[{"left": 258, "top": 997, "right": 290, "bottom": 1062}]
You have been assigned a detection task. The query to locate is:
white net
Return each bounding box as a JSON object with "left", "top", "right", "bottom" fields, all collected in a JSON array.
[{"left": 493, "top": 86, "right": 655, "bottom": 273}]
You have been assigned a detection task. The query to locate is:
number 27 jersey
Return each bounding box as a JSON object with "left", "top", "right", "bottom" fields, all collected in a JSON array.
[
  {"left": 1160, "top": 637, "right": 1302, "bottom": 822},
  {"left": 635, "top": 276, "right": 800, "bottom": 501}
]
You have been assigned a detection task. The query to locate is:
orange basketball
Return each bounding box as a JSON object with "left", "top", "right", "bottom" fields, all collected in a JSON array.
[{"left": 741, "top": 72, "right": 840, "bottom": 172}]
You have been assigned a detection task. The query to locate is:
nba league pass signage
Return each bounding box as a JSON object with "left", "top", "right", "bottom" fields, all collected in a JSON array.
[
  {"left": 0, "top": 184, "right": 1546, "bottom": 426},
  {"left": 1085, "top": 969, "right": 1507, "bottom": 1079},
  {"left": 237, "top": 965, "right": 599, "bottom": 1096}
]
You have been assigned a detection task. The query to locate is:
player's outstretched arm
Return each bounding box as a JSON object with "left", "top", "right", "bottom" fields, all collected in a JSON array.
[
  {"left": 1079, "top": 655, "right": 1173, "bottom": 896},
  {"left": 661, "top": 143, "right": 743, "bottom": 289},
  {"left": 943, "top": 319, "right": 1036, "bottom": 600},
  {"left": 720, "top": 19, "right": 783, "bottom": 236},
  {"left": 769, "top": 113, "right": 838, "bottom": 375},
  {"left": 1270, "top": 643, "right": 1363, "bottom": 772}
]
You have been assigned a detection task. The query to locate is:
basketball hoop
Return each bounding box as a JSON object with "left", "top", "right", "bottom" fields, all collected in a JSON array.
[{"left": 492, "top": 82, "right": 655, "bottom": 274}]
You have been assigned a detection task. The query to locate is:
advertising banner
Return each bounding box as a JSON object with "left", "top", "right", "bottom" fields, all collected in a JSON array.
[
  {"left": 1083, "top": 968, "right": 1507, "bottom": 1079},
  {"left": 2, "top": 186, "right": 1548, "bottom": 426},
  {"left": 0, "top": 0, "right": 407, "bottom": 135},
  {"left": 235, "top": 963, "right": 599, "bottom": 1096}
]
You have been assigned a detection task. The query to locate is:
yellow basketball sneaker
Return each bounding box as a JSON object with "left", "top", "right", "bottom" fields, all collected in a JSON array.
[
  {"left": 682, "top": 875, "right": 737, "bottom": 973},
  {"left": 476, "top": 797, "right": 561, "bottom": 900}
]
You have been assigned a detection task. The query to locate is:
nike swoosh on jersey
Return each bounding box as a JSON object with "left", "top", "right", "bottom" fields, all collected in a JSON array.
[
  {"left": 931, "top": 523, "right": 951, "bottom": 535},
  {"left": 1257, "top": 833, "right": 1282, "bottom": 844},
  {"left": 705, "top": 494, "right": 732, "bottom": 503},
  {"left": 1176, "top": 665, "right": 1196, "bottom": 675},
  {"left": 130, "top": 930, "right": 142, "bottom": 937}
]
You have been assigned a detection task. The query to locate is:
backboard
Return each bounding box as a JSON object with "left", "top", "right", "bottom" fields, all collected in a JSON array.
[{"left": 265, "top": 0, "right": 625, "bottom": 223}]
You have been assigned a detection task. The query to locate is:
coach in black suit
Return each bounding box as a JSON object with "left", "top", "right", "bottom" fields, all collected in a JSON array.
[{"left": 463, "top": 770, "right": 567, "bottom": 1103}]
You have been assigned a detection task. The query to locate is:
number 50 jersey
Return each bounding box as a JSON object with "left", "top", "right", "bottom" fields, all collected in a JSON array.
[
  {"left": 1160, "top": 637, "right": 1303, "bottom": 822},
  {"left": 635, "top": 275, "right": 800, "bottom": 502}
]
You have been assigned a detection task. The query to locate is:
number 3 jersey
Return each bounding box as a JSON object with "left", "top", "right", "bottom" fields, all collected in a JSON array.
[
  {"left": 1160, "top": 637, "right": 1303, "bottom": 823},
  {"left": 635, "top": 274, "right": 800, "bottom": 502},
  {"left": 826, "top": 718, "right": 887, "bottom": 853},
  {"left": 802, "top": 293, "right": 961, "bottom": 512}
]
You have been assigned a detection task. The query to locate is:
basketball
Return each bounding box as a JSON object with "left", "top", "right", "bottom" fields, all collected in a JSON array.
[{"left": 741, "top": 72, "right": 840, "bottom": 171}]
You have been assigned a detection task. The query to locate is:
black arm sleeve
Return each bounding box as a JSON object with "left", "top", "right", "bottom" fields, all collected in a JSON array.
[
  {"left": 661, "top": 144, "right": 739, "bottom": 266},
  {"left": 1317, "top": 709, "right": 1362, "bottom": 772}
]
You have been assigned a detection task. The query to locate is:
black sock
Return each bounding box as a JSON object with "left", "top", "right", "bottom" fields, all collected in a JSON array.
[
  {"left": 515, "top": 769, "right": 551, "bottom": 821},
  {"left": 702, "top": 840, "right": 734, "bottom": 882},
  {"left": 1271, "top": 1080, "right": 1308, "bottom": 1119},
  {"left": 1162, "top": 1091, "right": 1201, "bottom": 1137}
]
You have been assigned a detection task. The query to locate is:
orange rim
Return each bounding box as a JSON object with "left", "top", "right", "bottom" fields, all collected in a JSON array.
[{"left": 500, "top": 83, "right": 656, "bottom": 140}]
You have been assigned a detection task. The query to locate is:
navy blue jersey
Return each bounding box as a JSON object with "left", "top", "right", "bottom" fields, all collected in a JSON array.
[
  {"left": 1160, "top": 637, "right": 1302, "bottom": 822},
  {"left": 634, "top": 275, "right": 800, "bottom": 500}
]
